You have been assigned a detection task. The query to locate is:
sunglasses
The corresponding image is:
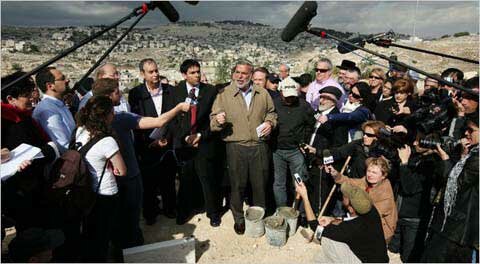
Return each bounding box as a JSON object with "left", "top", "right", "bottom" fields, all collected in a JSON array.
[
  {"left": 363, "top": 132, "right": 377, "bottom": 138},
  {"left": 369, "top": 75, "right": 383, "bottom": 80},
  {"left": 349, "top": 91, "right": 362, "bottom": 99},
  {"left": 466, "top": 127, "right": 478, "bottom": 133},
  {"left": 315, "top": 68, "right": 330, "bottom": 73}
]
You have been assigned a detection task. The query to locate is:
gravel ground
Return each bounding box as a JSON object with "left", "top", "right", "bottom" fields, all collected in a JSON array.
[{"left": 141, "top": 205, "right": 402, "bottom": 263}]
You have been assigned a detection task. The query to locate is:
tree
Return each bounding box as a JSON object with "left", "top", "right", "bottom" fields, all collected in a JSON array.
[
  {"left": 30, "top": 44, "right": 40, "bottom": 53},
  {"left": 214, "top": 56, "right": 232, "bottom": 84},
  {"left": 12, "top": 63, "right": 22, "bottom": 71},
  {"left": 453, "top": 32, "right": 469, "bottom": 37}
]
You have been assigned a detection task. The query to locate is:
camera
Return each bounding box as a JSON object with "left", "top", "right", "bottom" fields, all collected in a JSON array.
[
  {"left": 369, "top": 127, "right": 408, "bottom": 161},
  {"left": 406, "top": 88, "right": 454, "bottom": 134},
  {"left": 299, "top": 143, "right": 309, "bottom": 154},
  {"left": 299, "top": 143, "right": 315, "bottom": 169},
  {"left": 418, "top": 136, "right": 461, "bottom": 155}
]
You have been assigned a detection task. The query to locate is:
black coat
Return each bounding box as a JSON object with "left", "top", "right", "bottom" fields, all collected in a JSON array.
[
  {"left": 1, "top": 110, "right": 57, "bottom": 230},
  {"left": 271, "top": 97, "right": 315, "bottom": 150},
  {"left": 128, "top": 82, "right": 175, "bottom": 164},
  {"left": 430, "top": 147, "right": 479, "bottom": 248},
  {"left": 316, "top": 139, "right": 368, "bottom": 179},
  {"left": 397, "top": 154, "right": 443, "bottom": 219},
  {"left": 170, "top": 81, "right": 219, "bottom": 159},
  {"left": 311, "top": 107, "right": 348, "bottom": 151}
]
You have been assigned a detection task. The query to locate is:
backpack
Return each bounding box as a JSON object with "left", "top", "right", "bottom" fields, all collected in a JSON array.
[{"left": 45, "top": 129, "right": 108, "bottom": 218}]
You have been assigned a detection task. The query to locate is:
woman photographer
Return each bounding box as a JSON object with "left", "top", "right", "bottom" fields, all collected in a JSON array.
[
  {"left": 326, "top": 156, "right": 398, "bottom": 242},
  {"left": 75, "top": 95, "right": 126, "bottom": 262},
  {"left": 388, "top": 79, "right": 418, "bottom": 127},
  {"left": 389, "top": 132, "right": 449, "bottom": 262},
  {"left": 303, "top": 120, "right": 386, "bottom": 179},
  {"left": 422, "top": 116, "right": 479, "bottom": 262}
]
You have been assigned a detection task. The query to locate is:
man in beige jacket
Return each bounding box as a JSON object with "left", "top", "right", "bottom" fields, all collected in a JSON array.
[{"left": 210, "top": 60, "right": 277, "bottom": 235}]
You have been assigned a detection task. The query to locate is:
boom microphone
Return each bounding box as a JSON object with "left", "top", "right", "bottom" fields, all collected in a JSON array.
[
  {"left": 184, "top": 1, "right": 199, "bottom": 5},
  {"left": 337, "top": 35, "right": 365, "bottom": 54},
  {"left": 150, "top": 1, "right": 180, "bottom": 22},
  {"left": 281, "top": 1, "right": 317, "bottom": 42}
]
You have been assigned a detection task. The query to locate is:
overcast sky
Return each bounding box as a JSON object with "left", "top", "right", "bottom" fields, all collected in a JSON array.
[{"left": 1, "top": 1, "right": 479, "bottom": 38}]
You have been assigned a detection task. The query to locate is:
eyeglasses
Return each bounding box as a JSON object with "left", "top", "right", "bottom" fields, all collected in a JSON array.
[
  {"left": 349, "top": 91, "right": 362, "bottom": 99},
  {"left": 363, "top": 132, "right": 377, "bottom": 138},
  {"left": 315, "top": 68, "right": 330, "bottom": 73},
  {"left": 369, "top": 75, "right": 383, "bottom": 80}
]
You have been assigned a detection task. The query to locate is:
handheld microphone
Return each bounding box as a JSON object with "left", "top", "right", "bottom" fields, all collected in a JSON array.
[
  {"left": 149, "top": 1, "right": 180, "bottom": 22},
  {"left": 322, "top": 149, "right": 334, "bottom": 165},
  {"left": 281, "top": 1, "right": 317, "bottom": 42}
]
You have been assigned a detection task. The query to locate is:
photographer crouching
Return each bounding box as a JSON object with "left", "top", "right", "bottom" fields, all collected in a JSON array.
[{"left": 295, "top": 181, "right": 389, "bottom": 263}]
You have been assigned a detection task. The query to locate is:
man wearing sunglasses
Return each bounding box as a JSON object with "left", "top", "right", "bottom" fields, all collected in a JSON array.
[{"left": 306, "top": 58, "right": 344, "bottom": 111}]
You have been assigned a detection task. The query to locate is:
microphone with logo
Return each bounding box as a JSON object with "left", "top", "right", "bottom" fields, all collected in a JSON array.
[{"left": 322, "top": 149, "right": 334, "bottom": 166}]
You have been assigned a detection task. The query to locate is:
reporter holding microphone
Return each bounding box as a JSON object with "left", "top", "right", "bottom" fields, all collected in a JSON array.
[
  {"left": 210, "top": 60, "right": 277, "bottom": 235},
  {"left": 295, "top": 181, "right": 389, "bottom": 263}
]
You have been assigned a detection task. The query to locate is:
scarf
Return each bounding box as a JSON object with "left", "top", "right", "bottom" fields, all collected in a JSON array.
[
  {"left": 1, "top": 102, "right": 50, "bottom": 142},
  {"left": 442, "top": 145, "right": 479, "bottom": 230},
  {"left": 341, "top": 101, "right": 361, "bottom": 113}
]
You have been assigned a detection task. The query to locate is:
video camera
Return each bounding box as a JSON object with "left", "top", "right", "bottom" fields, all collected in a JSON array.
[
  {"left": 419, "top": 136, "right": 462, "bottom": 155},
  {"left": 369, "top": 127, "right": 408, "bottom": 161},
  {"left": 407, "top": 88, "right": 455, "bottom": 134}
]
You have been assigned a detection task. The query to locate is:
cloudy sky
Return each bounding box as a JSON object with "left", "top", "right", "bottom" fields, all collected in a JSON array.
[{"left": 1, "top": 1, "right": 479, "bottom": 38}]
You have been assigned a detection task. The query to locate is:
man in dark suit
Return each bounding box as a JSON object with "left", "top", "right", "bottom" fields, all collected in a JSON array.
[
  {"left": 129, "top": 58, "right": 177, "bottom": 225},
  {"left": 171, "top": 59, "right": 222, "bottom": 227},
  {"left": 304, "top": 86, "right": 348, "bottom": 216}
]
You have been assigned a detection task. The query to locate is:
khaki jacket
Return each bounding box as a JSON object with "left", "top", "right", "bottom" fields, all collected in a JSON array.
[
  {"left": 336, "top": 175, "right": 398, "bottom": 242},
  {"left": 210, "top": 83, "right": 277, "bottom": 146}
]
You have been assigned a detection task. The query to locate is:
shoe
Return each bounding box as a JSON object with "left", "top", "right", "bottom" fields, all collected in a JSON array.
[
  {"left": 234, "top": 223, "right": 245, "bottom": 235},
  {"left": 163, "top": 209, "right": 176, "bottom": 219},
  {"left": 210, "top": 216, "right": 221, "bottom": 227},
  {"left": 176, "top": 213, "right": 192, "bottom": 225}
]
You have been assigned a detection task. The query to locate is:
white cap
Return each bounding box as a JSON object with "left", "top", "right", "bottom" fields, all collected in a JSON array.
[{"left": 279, "top": 77, "right": 299, "bottom": 97}]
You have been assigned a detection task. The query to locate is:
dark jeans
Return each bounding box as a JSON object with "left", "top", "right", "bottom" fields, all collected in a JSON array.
[
  {"left": 388, "top": 218, "right": 428, "bottom": 262},
  {"left": 83, "top": 193, "right": 119, "bottom": 262},
  {"left": 226, "top": 143, "right": 269, "bottom": 224},
  {"left": 142, "top": 152, "right": 177, "bottom": 219},
  {"left": 272, "top": 148, "right": 307, "bottom": 207},
  {"left": 422, "top": 230, "right": 476, "bottom": 262},
  {"left": 111, "top": 175, "right": 144, "bottom": 249}
]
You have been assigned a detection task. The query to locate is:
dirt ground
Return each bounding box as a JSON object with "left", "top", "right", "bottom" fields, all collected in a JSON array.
[
  {"left": 141, "top": 205, "right": 402, "bottom": 263},
  {"left": 1, "top": 206, "right": 402, "bottom": 263}
]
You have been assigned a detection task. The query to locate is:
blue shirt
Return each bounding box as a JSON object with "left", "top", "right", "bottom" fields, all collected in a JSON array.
[
  {"left": 79, "top": 91, "right": 130, "bottom": 113},
  {"left": 240, "top": 85, "right": 253, "bottom": 110},
  {"left": 32, "top": 94, "right": 75, "bottom": 153},
  {"left": 112, "top": 111, "right": 142, "bottom": 179}
]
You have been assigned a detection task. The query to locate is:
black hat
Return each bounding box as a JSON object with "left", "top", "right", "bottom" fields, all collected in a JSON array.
[
  {"left": 391, "top": 63, "right": 408, "bottom": 73},
  {"left": 268, "top": 73, "right": 281, "bottom": 83},
  {"left": 336, "top": 60, "right": 357, "bottom": 70},
  {"left": 319, "top": 86, "right": 343, "bottom": 102},
  {"left": 9, "top": 228, "right": 65, "bottom": 262},
  {"left": 352, "top": 82, "right": 371, "bottom": 100},
  {"left": 292, "top": 73, "right": 313, "bottom": 87}
]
